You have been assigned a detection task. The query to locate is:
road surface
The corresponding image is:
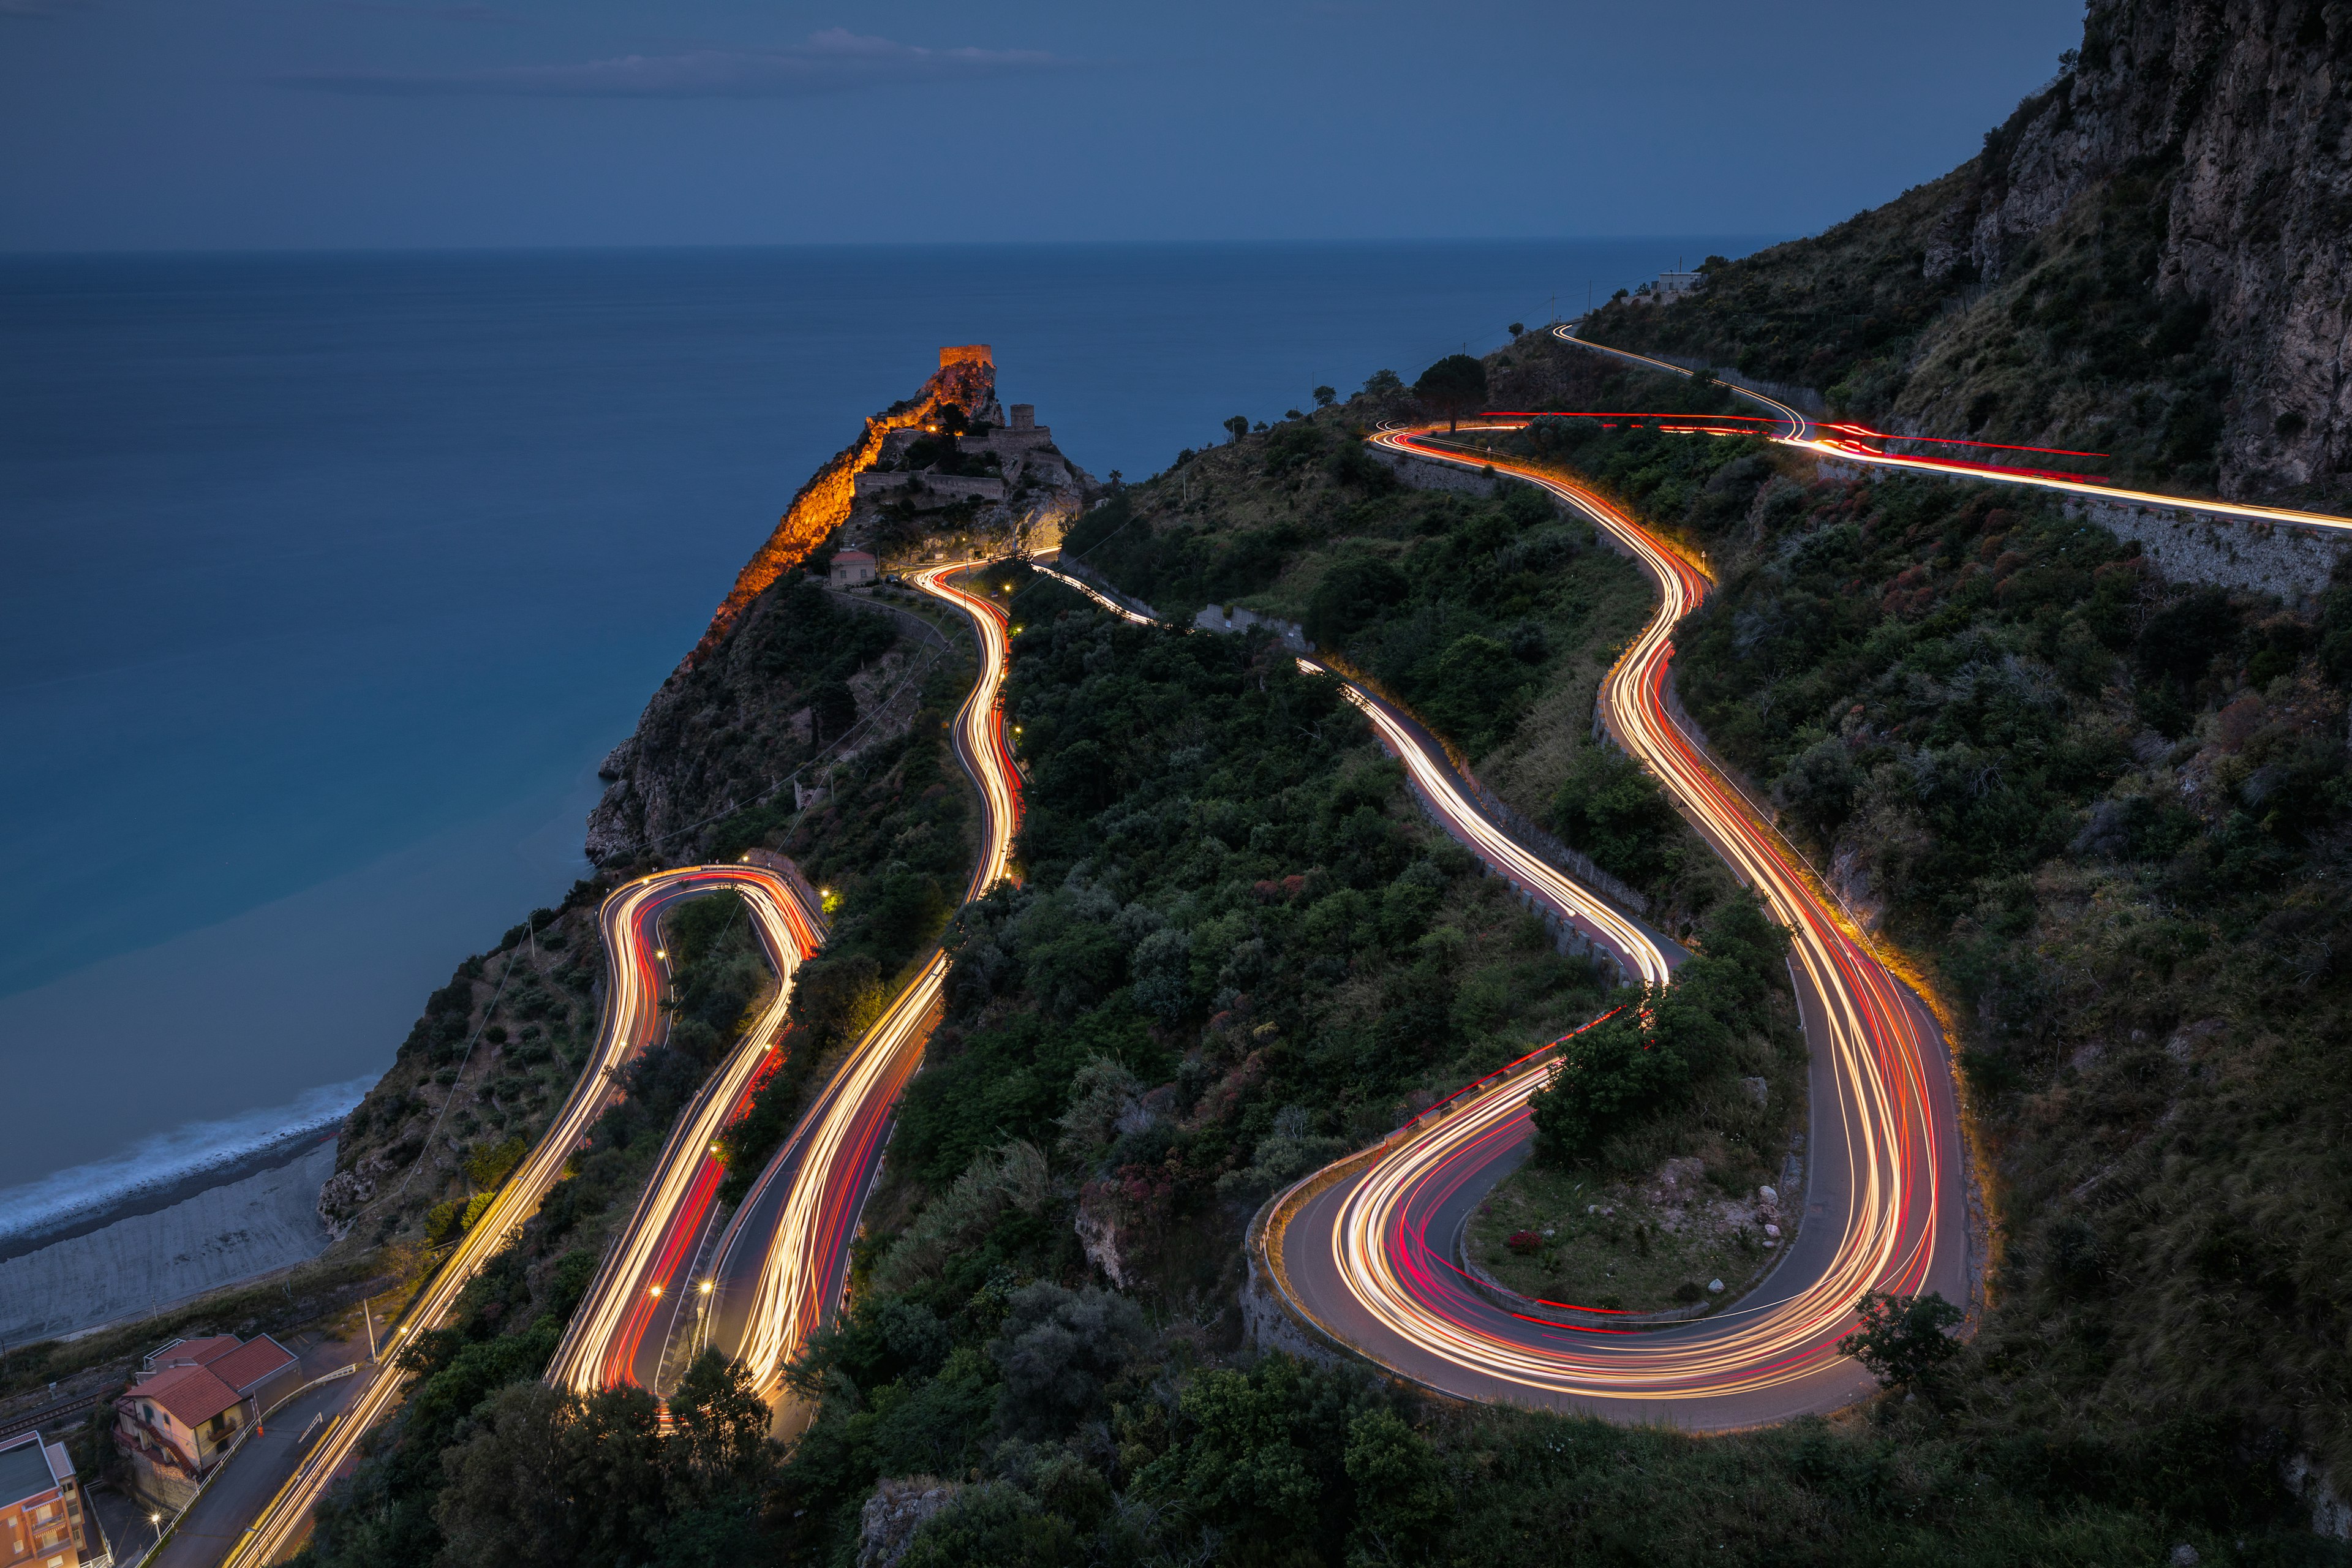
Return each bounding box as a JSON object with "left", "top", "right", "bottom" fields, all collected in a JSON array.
[
  {"left": 1554, "top": 323, "right": 2352, "bottom": 535},
  {"left": 543, "top": 872, "right": 824, "bottom": 1398},
  {"left": 227, "top": 562, "right": 1020, "bottom": 1559},
  {"left": 154, "top": 1373, "right": 359, "bottom": 1568},
  {"left": 1234, "top": 428, "right": 1971, "bottom": 1427},
  {"left": 690, "top": 560, "right": 1022, "bottom": 1419}
]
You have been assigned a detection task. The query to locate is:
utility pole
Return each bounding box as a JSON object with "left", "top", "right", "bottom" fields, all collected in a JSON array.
[{"left": 363, "top": 1298, "right": 378, "bottom": 1363}]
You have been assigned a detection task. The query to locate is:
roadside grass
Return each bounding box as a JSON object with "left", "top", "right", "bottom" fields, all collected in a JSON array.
[{"left": 1466, "top": 1155, "right": 1771, "bottom": 1312}]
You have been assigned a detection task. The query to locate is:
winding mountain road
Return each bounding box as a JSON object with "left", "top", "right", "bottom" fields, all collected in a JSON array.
[
  {"left": 1556, "top": 322, "right": 2352, "bottom": 534},
  {"left": 1248, "top": 428, "right": 1970, "bottom": 1427},
  {"left": 225, "top": 865, "right": 821, "bottom": 1566},
  {"left": 224, "top": 560, "right": 1020, "bottom": 1561}
]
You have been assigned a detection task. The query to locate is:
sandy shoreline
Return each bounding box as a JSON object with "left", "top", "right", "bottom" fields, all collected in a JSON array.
[
  {"left": 0, "top": 1128, "right": 340, "bottom": 1268},
  {"left": 0, "top": 1140, "right": 340, "bottom": 1346}
]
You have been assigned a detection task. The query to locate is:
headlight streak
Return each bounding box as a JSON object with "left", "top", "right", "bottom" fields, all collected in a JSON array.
[
  {"left": 1251, "top": 426, "right": 1962, "bottom": 1422},
  {"left": 545, "top": 873, "right": 821, "bottom": 1397},
  {"left": 225, "top": 865, "right": 821, "bottom": 1566},
  {"left": 1027, "top": 560, "right": 1667, "bottom": 988},
  {"left": 1553, "top": 322, "right": 2352, "bottom": 535},
  {"left": 230, "top": 563, "right": 1023, "bottom": 1560},
  {"left": 698, "top": 560, "right": 1021, "bottom": 1403}
]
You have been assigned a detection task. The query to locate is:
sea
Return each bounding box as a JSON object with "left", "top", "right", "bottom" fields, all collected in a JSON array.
[{"left": 0, "top": 239, "right": 1771, "bottom": 1245}]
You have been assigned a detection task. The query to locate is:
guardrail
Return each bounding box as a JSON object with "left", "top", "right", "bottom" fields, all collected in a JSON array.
[{"left": 127, "top": 1363, "right": 360, "bottom": 1568}]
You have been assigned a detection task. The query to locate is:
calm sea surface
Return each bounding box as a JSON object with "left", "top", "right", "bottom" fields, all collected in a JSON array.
[{"left": 0, "top": 239, "right": 1769, "bottom": 1234}]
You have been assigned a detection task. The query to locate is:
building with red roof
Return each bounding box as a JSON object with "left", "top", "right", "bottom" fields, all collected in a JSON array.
[{"left": 113, "top": 1333, "right": 300, "bottom": 1505}]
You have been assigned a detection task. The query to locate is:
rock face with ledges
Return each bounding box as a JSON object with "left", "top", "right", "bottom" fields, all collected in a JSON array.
[{"left": 1959, "top": 1, "right": 2352, "bottom": 496}]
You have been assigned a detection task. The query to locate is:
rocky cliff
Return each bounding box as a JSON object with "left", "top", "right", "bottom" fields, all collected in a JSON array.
[
  {"left": 686, "top": 346, "right": 995, "bottom": 671},
  {"left": 587, "top": 349, "right": 995, "bottom": 868},
  {"left": 1597, "top": 0, "right": 2352, "bottom": 507}
]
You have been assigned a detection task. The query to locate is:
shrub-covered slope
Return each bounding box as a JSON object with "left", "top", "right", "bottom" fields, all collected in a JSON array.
[
  {"left": 1471, "top": 344, "right": 2352, "bottom": 1531},
  {"left": 1593, "top": 0, "right": 2352, "bottom": 509}
]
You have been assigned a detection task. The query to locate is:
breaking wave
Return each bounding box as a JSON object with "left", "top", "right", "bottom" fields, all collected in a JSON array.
[{"left": 0, "top": 1076, "right": 372, "bottom": 1248}]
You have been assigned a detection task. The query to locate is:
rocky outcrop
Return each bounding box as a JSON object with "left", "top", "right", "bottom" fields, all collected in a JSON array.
[
  {"left": 856, "top": 1477, "right": 960, "bottom": 1567},
  {"left": 584, "top": 590, "right": 937, "bottom": 867},
  {"left": 1946, "top": 1, "right": 2352, "bottom": 496},
  {"left": 1596, "top": 0, "right": 2352, "bottom": 507},
  {"left": 684, "top": 347, "right": 995, "bottom": 673}
]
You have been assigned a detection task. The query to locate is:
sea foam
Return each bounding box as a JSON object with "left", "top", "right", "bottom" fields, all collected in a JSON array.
[{"left": 0, "top": 1075, "right": 372, "bottom": 1247}]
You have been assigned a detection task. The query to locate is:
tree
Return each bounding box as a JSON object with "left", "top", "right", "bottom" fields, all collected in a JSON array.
[
  {"left": 1528, "top": 996, "right": 1690, "bottom": 1163},
  {"left": 811, "top": 679, "right": 858, "bottom": 743},
  {"left": 1509, "top": 322, "right": 1525, "bottom": 337},
  {"left": 1313, "top": 384, "right": 1336, "bottom": 409},
  {"left": 1413, "top": 353, "right": 1488, "bottom": 431},
  {"left": 987, "top": 1281, "right": 1148, "bottom": 1438},
  {"left": 1344, "top": 1409, "right": 1450, "bottom": 1561},
  {"left": 1838, "top": 1291, "right": 1964, "bottom": 1387},
  {"left": 1304, "top": 555, "right": 1410, "bottom": 647},
  {"left": 1362, "top": 369, "right": 1405, "bottom": 398},
  {"left": 666, "top": 1351, "right": 775, "bottom": 1504},
  {"left": 1550, "top": 742, "right": 1683, "bottom": 883},
  {"left": 1224, "top": 414, "right": 1250, "bottom": 444}
]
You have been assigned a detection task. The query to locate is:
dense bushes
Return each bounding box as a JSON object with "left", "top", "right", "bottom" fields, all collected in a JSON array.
[
  {"left": 1530, "top": 893, "right": 1793, "bottom": 1166},
  {"left": 659, "top": 890, "right": 775, "bottom": 1069},
  {"left": 1501, "top": 386, "right": 2352, "bottom": 1510}
]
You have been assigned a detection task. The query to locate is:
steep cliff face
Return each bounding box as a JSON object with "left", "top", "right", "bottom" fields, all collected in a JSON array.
[
  {"left": 1966, "top": 0, "right": 2352, "bottom": 496},
  {"left": 1599, "top": 0, "right": 2352, "bottom": 506},
  {"left": 686, "top": 347, "right": 995, "bottom": 670},
  {"left": 587, "top": 349, "right": 994, "bottom": 868}
]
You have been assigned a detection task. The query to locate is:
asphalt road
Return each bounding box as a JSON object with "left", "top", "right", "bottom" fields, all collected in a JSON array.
[
  {"left": 152, "top": 1373, "right": 360, "bottom": 1568},
  {"left": 543, "top": 870, "right": 823, "bottom": 1398},
  {"left": 693, "top": 560, "right": 1020, "bottom": 1418},
  {"left": 1242, "top": 429, "right": 1972, "bottom": 1428}
]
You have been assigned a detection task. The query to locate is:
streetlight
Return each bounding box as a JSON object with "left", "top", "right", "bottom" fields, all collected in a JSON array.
[
  {"left": 649, "top": 1284, "right": 663, "bottom": 1299},
  {"left": 149, "top": 1512, "right": 162, "bottom": 1551}
]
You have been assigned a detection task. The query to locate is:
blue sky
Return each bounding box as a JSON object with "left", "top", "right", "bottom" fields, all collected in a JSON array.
[{"left": 0, "top": 1, "right": 2086, "bottom": 249}]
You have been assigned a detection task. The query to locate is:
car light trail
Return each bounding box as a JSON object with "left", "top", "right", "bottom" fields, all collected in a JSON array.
[
  {"left": 545, "top": 874, "right": 823, "bottom": 1397},
  {"left": 1247, "top": 426, "right": 1966, "bottom": 1426},
  {"left": 1554, "top": 323, "right": 2352, "bottom": 535},
  {"left": 229, "top": 562, "right": 1022, "bottom": 1559},
  {"left": 224, "top": 864, "right": 821, "bottom": 1566},
  {"left": 697, "top": 560, "right": 1021, "bottom": 1406},
  {"left": 1026, "top": 562, "right": 1668, "bottom": 988}
]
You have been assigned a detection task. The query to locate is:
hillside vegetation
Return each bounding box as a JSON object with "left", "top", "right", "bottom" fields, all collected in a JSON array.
[{"left": 1467, "top": 330, "right": 2352, "bottom": 1532}]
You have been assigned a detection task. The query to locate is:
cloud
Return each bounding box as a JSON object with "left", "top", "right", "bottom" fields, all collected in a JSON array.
[{"left": 277, "top": 27, "right": 1076, "bottom": 98}]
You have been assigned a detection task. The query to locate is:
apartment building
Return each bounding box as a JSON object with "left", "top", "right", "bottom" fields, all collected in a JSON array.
[{"left": 0, "top": 1430, "right": 104, "bottom": 1567}]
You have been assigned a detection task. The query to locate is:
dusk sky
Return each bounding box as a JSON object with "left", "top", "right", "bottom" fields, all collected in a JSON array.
[{"left": 3, "top": 1, "right": 2087, "bottom": 251}]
